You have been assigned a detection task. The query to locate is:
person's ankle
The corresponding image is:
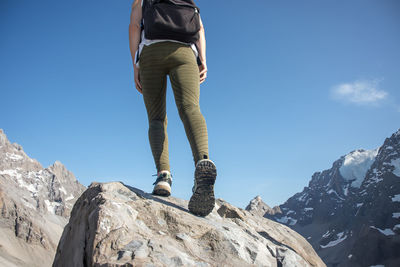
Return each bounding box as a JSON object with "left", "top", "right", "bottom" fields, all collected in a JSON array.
[{"left": 157, "top": 170, "right": 170, "bottom": 176}]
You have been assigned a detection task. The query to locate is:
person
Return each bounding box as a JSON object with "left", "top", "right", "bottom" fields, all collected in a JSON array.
[{"left": 129, "top": 0, "right": 217, "bottom": 217}]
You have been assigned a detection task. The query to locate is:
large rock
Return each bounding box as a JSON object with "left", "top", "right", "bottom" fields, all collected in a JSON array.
[
  {"left": 0, "top": 129, "right": 86, "bottom": 267},
  {"left": 53, "top": 182, "right": 325, "bottom": 267}
]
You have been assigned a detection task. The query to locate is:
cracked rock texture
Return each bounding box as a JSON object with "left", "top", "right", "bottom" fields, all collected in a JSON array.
[{"left": 53, "top": 182, "right": 325, "bottom": 267}]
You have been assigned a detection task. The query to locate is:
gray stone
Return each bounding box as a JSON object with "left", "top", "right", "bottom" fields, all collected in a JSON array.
[{"left": 53, "top": 182, "right": 325, "bottom": 267}]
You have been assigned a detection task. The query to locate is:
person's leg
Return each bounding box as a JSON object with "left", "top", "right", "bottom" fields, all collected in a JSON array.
[
  {"left": 168, "top": 45, "right": 209, "bottom": 166},
  {"left": 167, "top": 43, "right": 216, "bottom": 216},
  {"left": 139, "top": 45, "right": 170, "bottom": 174}
]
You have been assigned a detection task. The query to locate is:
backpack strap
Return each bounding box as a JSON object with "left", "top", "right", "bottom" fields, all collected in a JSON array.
[
  {"left": 135, "top": 0, "right": 145, "bottom": 65},
  {"left": 194, "top": 43, "right": 202, "bottom": 66}
]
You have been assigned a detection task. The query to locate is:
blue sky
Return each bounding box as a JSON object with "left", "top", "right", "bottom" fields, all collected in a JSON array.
[{"left": 1, "top": 0, "right": 399, "bottom": 208}]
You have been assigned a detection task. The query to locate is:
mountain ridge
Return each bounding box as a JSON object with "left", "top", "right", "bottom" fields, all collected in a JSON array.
[
  {"left": 247, "top": 128, "right": 400, "bottom": 267},
  {"left": 0, "top": 129, "right": 86, "bottom": 267}
]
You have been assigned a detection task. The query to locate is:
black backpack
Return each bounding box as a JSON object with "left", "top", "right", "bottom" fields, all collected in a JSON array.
[{"left": 142, "top": 0, "right": 201, "bottom": 43}]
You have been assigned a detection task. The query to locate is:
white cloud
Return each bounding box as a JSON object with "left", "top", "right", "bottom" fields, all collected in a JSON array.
[{"left": 331, "top": 79, "right": 387, "bottom": 105}]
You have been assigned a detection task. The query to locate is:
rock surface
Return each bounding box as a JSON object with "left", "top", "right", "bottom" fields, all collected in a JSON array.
[
  {"left": 0, "top": 129, "right": 86, "bottom": 267},
  {"left": 247, "top": 129, "right": 400, "bottom": 267},
  {"left": 53, "top": 182, "right": 326, "bottom": 267}
]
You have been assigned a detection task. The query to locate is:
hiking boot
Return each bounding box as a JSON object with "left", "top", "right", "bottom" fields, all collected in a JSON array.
[
  {"left": 189, "top": 159, "right": 217, "bottom": 216},
  {"left": 152, "top": 171, "right": 172, "bottom": 197}
]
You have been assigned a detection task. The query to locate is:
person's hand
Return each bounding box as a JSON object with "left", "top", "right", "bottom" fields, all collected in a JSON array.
[
  {"left": 134, "top": 64, "right": 142, "bottom": 94},
  {"left": 199, "top": 61, "right": 207, "bottom": 84}
]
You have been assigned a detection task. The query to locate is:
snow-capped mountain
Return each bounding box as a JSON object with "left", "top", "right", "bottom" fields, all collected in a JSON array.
[
  {"left": 247, "top": 129, "right": 400, "bottom": 267},
  {"left": 0, "top": 129, "right": 86, "bottom": 267}
]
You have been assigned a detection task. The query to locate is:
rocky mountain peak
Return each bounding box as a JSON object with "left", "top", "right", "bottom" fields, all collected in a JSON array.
[
  {"left": 248, "top": 128, "right": 400, "bottom": 267},
  {"left": 247, "top": 195, "right": 264, "bottom": 208},
  {"left": 0, "top": 129, "right": 9, "bottom": 146},
  {"left": 393, "top": 128, "right": 400, "bottom": 137},
  {"left": 53, "top": 182, "right": 325, "bottom": 267},
  {"left": 360, "top": 129, "right": 400, "bottom": 190},
  {"left": 0, "top": 129, "right": 42, "bottom": 171},
  {"left": 0, "top": 129, "right": 86, "bottom": 267},
  {"left": 377, "top": 128, "right": 400, "bottom": 160},
  {"left": 245, "top": 195, "right": 282, "bottom": 218},
  {"left": 48, "top": 160, "right": 78, "bottom": 184}
]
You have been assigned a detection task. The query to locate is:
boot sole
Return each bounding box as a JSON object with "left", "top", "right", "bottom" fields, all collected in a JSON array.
[
  {"left": 188, "top": 159, "right": 217, "bottom": 217},
  {"left": 152, "top": 182, "right": 171, "bottom": 197}
]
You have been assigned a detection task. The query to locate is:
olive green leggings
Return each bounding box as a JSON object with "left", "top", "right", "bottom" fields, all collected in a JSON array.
[{"left": 139, "top": 41, "right": 209, "bottom": 173}]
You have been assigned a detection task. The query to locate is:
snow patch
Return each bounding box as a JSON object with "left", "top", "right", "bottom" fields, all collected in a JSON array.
[
  {"left": 322, "top": 230, "right": 330, "bottom": 238},
  {"left": 356, "top": 203, "right": 363, "bottom": 207},
  {"left": 320, "top": 232, "right": 347, "bottom": 248},
  {"left": 327, "top": 189, "right": 335, "bottom": 194},
  {"left": 304, "top": 207, "right": 314, "bottom": 211},
  {"left": 370, "top": 226, "right": 395, "bottom": 236},
  {"left": 65, "top": 194, "right": 74, "bottom": 201},
  {"left": 44, "top": 199, "right": 61, "bottom": 214},
  {"left": 6, "top": 152, "right": 24, "bottom": 161},
  {"left": 59, "top": 186, "right": 67, "bottom": 195},
  {"left": 392, "top": 194, "right": 400, "bottom": 202},
  {"left": 366, "top": 176, "right": 383, "bottom": 185},
  {"left": 393, "top": 224, "right": 400, "bottom": 231},
  {"left": 369, "top": 265, "right": 385, "bottom": 267},
  {"left": 0, "top": 169, "right": 20, "bottom": 178},
  {"left": 327, "top": 189, "right": 345, "bottom": 200},
  {"left": 276, "top": 216, "right": 297, "bottom": 225},
  {"left": 0, "top": 169, "right": 38, "bottom": 193},
  {"left": 26, "top": 184, "right": 37, "bottom": 192},
  {"left": 287, "top": 210, "right": 295, "bottom": 215},
  {"left": 297, "top": 192, "right": 308, "bottom": 202},
  {"left": 343, "top": 185, "right": 349, "bottom": 196},
  {"left": 391, "top": 158, "right": 400, "bottom": 177},
  {"left": 387, "top": 151, "right": 398, "bottom": 158},
  {"left": 392, "top": 212, "right": 400, "bottom": 219},
  {"left": 28, "top": 170, "right": 46, "bottom": 184},
  {"left": 339, "top": 148, "right": 378, "bottom": 188}
]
